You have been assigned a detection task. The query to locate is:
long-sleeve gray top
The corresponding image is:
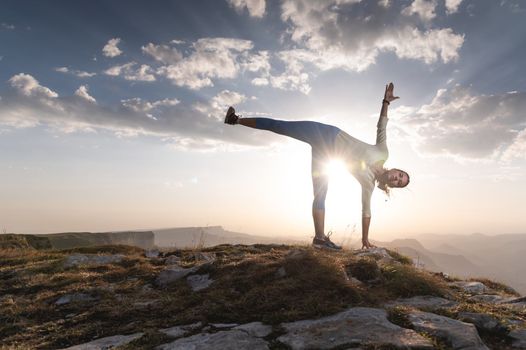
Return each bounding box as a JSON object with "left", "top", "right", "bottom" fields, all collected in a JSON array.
[{"left": 333, "top": 116, "right": 389, "bottom": 217}]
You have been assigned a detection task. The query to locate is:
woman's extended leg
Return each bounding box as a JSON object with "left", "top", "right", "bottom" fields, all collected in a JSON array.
[{"left": 238, "top": 117, "right": 338, "bottom": 148}]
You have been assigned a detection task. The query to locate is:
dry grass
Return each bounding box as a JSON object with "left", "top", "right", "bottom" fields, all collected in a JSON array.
[{"left": 0, "top": 244, "right": 523, "bottom": 349}]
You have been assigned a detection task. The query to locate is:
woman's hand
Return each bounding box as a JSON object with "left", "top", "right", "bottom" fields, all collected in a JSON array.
[{"left": 384, "top": 82, "right": 399, "bottom": 103}]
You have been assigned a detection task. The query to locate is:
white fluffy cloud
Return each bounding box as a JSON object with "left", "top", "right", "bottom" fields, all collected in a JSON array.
[
  {"left": 445, "top": 0, "right": 463, "bottom": 14},
  {"left": 280, "top": 0, "right": 464, "bottom": 69},
  {"left": 9, "top": 73, "right": 58, "bottom": 98},
  {"left": 0, "top": 74, "right": 263, "bottom": 149},
  {"left": 103, "top": 38, "right": 123, "bottom": 57},
  {"left": 227, "top": 0, "right": 266, "bottom": 17},
  {"left": 74, "top": 85, "right": 96, "bottom": 103},
  {"left": 105, "top": 62, "right": 156, "bottom": 81},
  {"left": 145, "top": 38, "right": 254, "bottom": 89},
  {"left": 398, "top": 86, "right": 526, "bottom": 160},
  {"left": 402, "top": 0, "right": 437, "bottom": 21},
  {"left": 55, "top": 67, "right": 96, "bottom": 78}
]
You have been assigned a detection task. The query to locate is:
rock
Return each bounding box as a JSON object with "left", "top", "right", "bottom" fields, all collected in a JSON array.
[
  {"left": 55, "top": 293, "right": 98, "bottom": 305},
  {"left": 60, "top": 333, "right": 143, "bottom": 349},
  {"left": 408, "top": 310, "right": 490, "bottom": 349},
  {"left": 275, "top": 267, "right": 286, "bottom": 278},
  {"left": 285, "top": 249, "right": 305, "bottom": 259},
  {"left": 384, "top": 295, "right": 458, "bottom": 310},
  {"left": 191, "top": 252, "right": 216, "bottom": 264},
  {"left": 469, "top": 294, "right": 509, "bottom": 304},
  {"left": 133, "top": 300, "right": 158, "bottom": 308},
  {"left": 160, "top": 322, "right": 203, "bottom": 338},
  {"left": 156, "top": 330, "right": 269, "bottom": 350},
  {"left": 509, "top": 329, "right": 526, "bottom": 348},
  {"left": 458, "top": 312, "right": 505, "bottom": 333},
  {"left": 145, "top": 249, "right": 160, "bottom": 258},
  {"left": 186, "top": 274, "right": 213, "bottom": 291},
  {"left": 355, "top": 247, "right": 395, "bottom": 264},
  {"left": 165, "top": 255, "right": 181, "bottom": 266},
  {"left": 234, "top": 322, "right": 272, "bottom": 338},
  {"left": 156, "top": 266, "right": 198, "bottom": 287},
  {"left": 64, "top": 254, "right": 124, "bottom": 268},
  {"left": 277, "top": 307, "right": 433, "bottom": 349},
  {"left": 210, "top": 323, "right": 239, "bottom": 328},
  {"left": 449, "top": 281, "right": 488, "bottom": 294},
  {"left": 501, "top": 296, "right": 526, "bottom": 311}
]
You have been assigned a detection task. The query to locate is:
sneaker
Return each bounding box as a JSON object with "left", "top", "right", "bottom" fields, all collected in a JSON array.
[
  {"left": 224, "top": 106, "right": 239, "bottom": 125},
  {"left": 312, "top": 232, "right": 342, "bottom": 251}
]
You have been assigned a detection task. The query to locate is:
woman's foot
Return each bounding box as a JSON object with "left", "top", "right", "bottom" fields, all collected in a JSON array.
[
  {"left": 361, "top": 239, "right": 377, "bottom": 250},
  {"left": 224, "top": 106, "right": 239, "bottom": 125},
  {"left": 313, "top": 233, "right": 342, "bottom": 251}
]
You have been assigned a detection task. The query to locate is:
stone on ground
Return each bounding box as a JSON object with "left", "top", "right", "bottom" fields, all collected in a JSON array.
[
  {"left": 55, "top": 293, "right": 98, "bottom": 305},
  {"left": 449, "top": 281, "right": 488, "bottom": 294},
  {"left": 156, "top": 266, "right": 198, "bottom": 287},
  {"left": 458, "top": 312, "right": 505, "bottom": 333},
  {"left": 63, "top": 254, "right": 124, "bottom": 268},
  {"left": 234, "top": 322, "right": 272, "bottom": 338},
  {"left": 160, "top": 322, "right": 202, "bottom": 338},
  {"left": 384, "top": 295, "right": 458, "bottom": 310},
  {"left": 186, "top": 274, "right": 213, "bottom": 291},
  {"left": 277, "top": 307, "right": 433, "bottom": 349},
  {"left": 408, "top": 310, "right": 489, "bottom": 349},
  {"left": 156, "top": 330, "right": 269, "bottom": 350},
  {"left": 509, "top": 328, "right": 526, "bottom": 348},
  {"left": 60, "top": 333, "right": 143, "bottom": 350}
]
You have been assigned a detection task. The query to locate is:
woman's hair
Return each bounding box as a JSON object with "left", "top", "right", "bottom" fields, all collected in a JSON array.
[{"left": 376, "top": 168, "right": 410, "bottom": 196}]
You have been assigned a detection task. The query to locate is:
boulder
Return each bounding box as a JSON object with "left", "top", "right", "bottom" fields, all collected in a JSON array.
[
  {"left": 408, "top": 310, "right": 489, "bottom": 349},
  {"left": 277, "top": 307, "right": 433, "bottom": 349},
  {"left": 449, "top": 281, "right": 488, "bottom": 294},
  {"left": 64, "top": 254, "right": 124, "bottom": 268},
  {"left": 186, "top": 274, "right": 213, "bottom": 291},
  {"left": 156, "top": 330, "right": 269, "bottom": 350},
  {"left": 55, "top": 293, "right": 98, "bottom": 305},
  {"left": 355, "top": 247, "right": 395, "bottom": 264},
  {"left": 384, "top": 295, "right": 458, "bottom": 311},
  {"left": 509, "top": 329, "right": 526, "bottom": 348},
  {"left": 160, "top": 322, "right": 202, "bottom": 338},
  {"left": 60, "top": 333, "right": 143, "bottom": 349},
  {"left": 458, "top": 312, "right": 506, "bottom": 333},
  {"left": 234, "top": 322, "right": 272, "bottom": 338},
  {"left": 156, "top": 266, "right": 198, "bottom": 287}
]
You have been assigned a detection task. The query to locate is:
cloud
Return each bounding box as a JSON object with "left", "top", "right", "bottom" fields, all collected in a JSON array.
[
  {"left": 0, "top": 73, "right": 264, "bottom": 149},
  {"left": 227, "top": 0, "right": 266, "bottom": 17},
  {"left": 445, "top": 0, "right": 463, "bottom": 14},
  {"left": 147, "top": 38, "right": 254, "bottom": 89},
  {"left": 402, "top": 0, "right": 437, "bottom": 21},
  {"left": 1, "top": 23, "right": 15, "bottom": 30},
  {"left": 74, "top": 85, "right": 96, "bottom": 103},
  {"left": 279, "top": 0, "right": 464, "bottom": 72},
  {"left": 9, "top": 73, "right": 58, "bottom": 98},
  {"left": 397, "top": 86, "right": 526, "bottom": 161},
  {"left": 102, "top": 38, "right": 123, "bottom": 57},
  {"left": 55, "top": 67, "right": 96, "bottom": 78},
  {"left": 104, "top": 62, "right": 156, "bottom": 81}
]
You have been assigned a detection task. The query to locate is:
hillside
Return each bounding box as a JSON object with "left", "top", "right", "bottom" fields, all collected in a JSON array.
[{"left": 1, "top": 244, "right": 525, "bottom": 349}]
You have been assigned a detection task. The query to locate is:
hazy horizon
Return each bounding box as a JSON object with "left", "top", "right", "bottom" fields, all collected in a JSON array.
[{"left": 1, "top": 0, "right": 526, "bottom": 240}]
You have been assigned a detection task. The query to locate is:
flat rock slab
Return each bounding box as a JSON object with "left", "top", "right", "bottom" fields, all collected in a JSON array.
[
  {"left": 458, "top": 312, "right": 504, "bottom": 333},
  {"left": 469, "top": 294, "right": 509, "bottom": 304},
  {"left": 186, "top": 274, "right": 213, "bottom": 291},
  {"left": 55, "top": 293, "right": 98, "bottom": 305},
  {"left": 384, "top": 295, "right": 458, "bottom": 310},
  {"left": 509, "top": 329, "right": 526, "bottom": 348},
  {"left": 234, "top": 322, "right": 273, "bottom": 338},
  {"left": 277, "top": 307, "right": 433, "bottom": 349},
  {"left": 64, "top": 254, "right": 124, "bottom": 268},
  {"left": 156, "top": 330, "right": 269, "bottom": 350},
  {"left": 449, "top": 281, "right": 488, "bottom": 294},
  {"left": 60, "top": 333, "right": 143, "bottom": 349},
  {"left": 160, "top": 322, "right": 202, "bottom": 338},
  {"left": 156, "top": 266, "right": 198, "bottom": 287},
  {"left": 408, "top": 310, "right": 489, "bottom": 349},
  {"left": 355, "top": 248, "right": 394, "bottom": 263}
]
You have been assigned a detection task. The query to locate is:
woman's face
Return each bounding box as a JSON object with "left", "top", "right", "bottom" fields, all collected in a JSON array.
[{"left": 387, "top": 169, "right": 409, "bottom": 188}]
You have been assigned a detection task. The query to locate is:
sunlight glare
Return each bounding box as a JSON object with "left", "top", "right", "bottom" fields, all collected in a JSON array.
[{"left": 324, "top": 159, "right": 349, "bottom": 183}]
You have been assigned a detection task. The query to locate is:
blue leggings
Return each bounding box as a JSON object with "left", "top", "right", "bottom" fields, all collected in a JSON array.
[{"left": 254, "top": 118, "right": 341, "bottom": 210}]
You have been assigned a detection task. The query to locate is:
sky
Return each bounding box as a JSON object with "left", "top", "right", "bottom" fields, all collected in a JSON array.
[{"left": 1, "top": 0, "right": 525, "bottom": 241}]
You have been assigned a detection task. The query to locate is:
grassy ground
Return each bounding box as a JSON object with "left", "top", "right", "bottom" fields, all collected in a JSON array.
[{"left": 0, "top": 244, "right": 523, "bottom": 349}]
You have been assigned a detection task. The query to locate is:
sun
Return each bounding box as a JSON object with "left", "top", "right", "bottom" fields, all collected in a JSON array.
[{"left": 324, "top": 159, "right": 349, "bottom": 183}]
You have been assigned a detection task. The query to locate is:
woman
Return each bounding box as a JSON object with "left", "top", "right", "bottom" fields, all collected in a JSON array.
[{"left": 224, "top": 83, "right": 409, "bottom": 250}]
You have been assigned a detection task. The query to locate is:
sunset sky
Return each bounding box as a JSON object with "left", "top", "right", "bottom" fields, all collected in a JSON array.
[{"left": 1, "top": 0, "right": 525, "bottom": 241}]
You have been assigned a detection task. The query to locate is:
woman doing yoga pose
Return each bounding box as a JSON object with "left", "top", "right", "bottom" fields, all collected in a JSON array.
[{"left": 224, "top": 83, "right": 409, "bottom": 250}]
